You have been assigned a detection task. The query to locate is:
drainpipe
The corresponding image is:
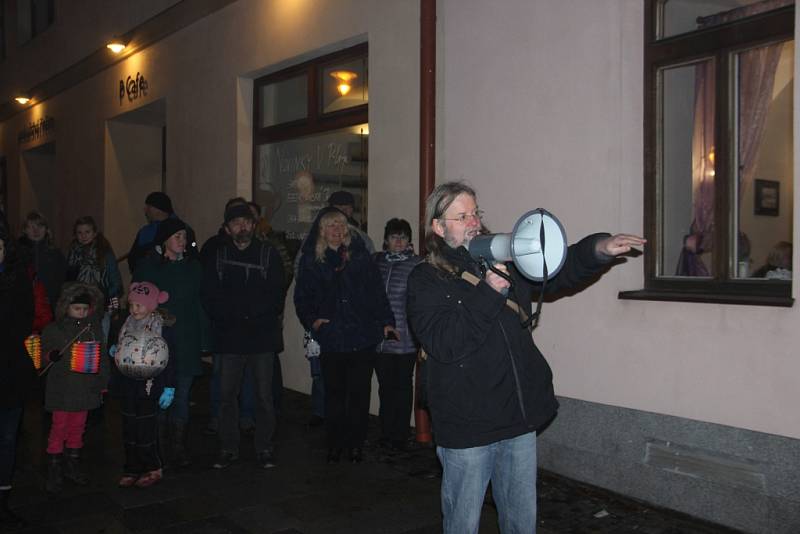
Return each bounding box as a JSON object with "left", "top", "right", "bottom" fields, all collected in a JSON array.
[{"left": 414, "top": 0, "right": 436, "bottom": 445}]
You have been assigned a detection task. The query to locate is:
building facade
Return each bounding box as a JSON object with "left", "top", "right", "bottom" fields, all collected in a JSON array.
[{"left": 1, "top": 1, "right": 798, "bottom": 532}]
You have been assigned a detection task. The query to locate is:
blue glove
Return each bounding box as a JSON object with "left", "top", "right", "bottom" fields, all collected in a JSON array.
[
  {"left": 159, "top": 387, "right": 175, "bottom": 409},
  {"left": 109, "top": 345, "right": 118, "bottom": 358}
]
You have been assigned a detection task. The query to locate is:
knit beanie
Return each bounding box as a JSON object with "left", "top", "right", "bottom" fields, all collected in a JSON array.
[
  {"left": 224, "top": 204, "right": 254, "bottom": 224},
  {"left": 327, "top": 190, "right": 355, "bottom": 207},
  {"left": 153, "top": 217, "right": 187, "bottom": 247},
  {"left": 128, "top": 281, "right": 169, "bottom": 312},
  {"left": 145, "top": 191, "right": 174, "bottom": 214}
]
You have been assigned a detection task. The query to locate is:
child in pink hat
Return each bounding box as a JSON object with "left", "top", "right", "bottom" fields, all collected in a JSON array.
[{"left": 109, "top": 281, "right": 176, "bottom": 488}]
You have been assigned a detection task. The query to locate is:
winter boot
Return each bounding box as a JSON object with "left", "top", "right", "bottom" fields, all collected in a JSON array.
[
  {"left": 63, "top": 448, "right": 89, "bottom": 486},
  {"left": 171, "top": 423, "right": 191, "bottom": 467},
  {"left": 45, "top": 453, "right": 63, "bottom": 495},
  {"left": 0, "top": 488, "right": 27, "bottom": 530}
]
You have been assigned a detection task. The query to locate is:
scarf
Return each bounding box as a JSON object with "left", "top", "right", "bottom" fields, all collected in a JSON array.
[
  {"left": 384, "top": 250, "right": 412, "bottom": 263},
  {"left": 67, "top": 241, "right": 108, "bottom": 293}
]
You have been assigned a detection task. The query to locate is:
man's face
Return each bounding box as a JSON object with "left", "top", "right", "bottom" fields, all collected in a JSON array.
[
  {"left": 432, "top": 193, "right": 481, "bottom": 248},
  {"left": 332, "top": 204, "right": 354, "bottom": 218},
  {"left": 226, "top": 217, "right": 254, "bottom": 245}
]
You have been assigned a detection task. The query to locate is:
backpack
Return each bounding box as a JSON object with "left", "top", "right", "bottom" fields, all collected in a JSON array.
[{"left": 215, "top": 241, "right": 272, "bottom": 282}]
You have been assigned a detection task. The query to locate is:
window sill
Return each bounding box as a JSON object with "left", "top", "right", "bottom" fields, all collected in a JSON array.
[{"left": 618, "top": 289, "right": 794, "bottom": 307}]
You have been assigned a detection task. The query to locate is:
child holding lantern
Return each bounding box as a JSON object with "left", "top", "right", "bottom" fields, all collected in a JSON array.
[{"left": 40, "top": 282, "right": 109, "bottom": 495}]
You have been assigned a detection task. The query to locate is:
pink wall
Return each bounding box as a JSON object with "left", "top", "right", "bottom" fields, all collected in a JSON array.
[{"left": 439, "top": 0, "right": 800, "bottom": 439}]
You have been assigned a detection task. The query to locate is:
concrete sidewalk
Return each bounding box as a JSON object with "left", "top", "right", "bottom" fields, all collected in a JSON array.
[{"left": 4, "top": 370, "right": 742, "bottom": 534}]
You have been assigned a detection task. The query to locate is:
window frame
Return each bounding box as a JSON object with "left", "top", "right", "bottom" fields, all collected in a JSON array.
[
  {"left": 252, "top": 42, "right": 368, "bottom": 147},
  {"left": 620, "top": 1, "right": 795, "bottom": 307}
]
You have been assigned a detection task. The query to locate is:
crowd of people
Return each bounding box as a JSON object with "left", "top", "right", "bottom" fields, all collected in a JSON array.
[{"left": 0, "top": 189, "right": 425, "bottom": 531}]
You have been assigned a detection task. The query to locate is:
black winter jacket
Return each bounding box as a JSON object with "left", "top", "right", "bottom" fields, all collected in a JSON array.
[
  {"left": 202, "top": 236, "right": 286, "bottom": 354},
  {"left": 407, "top": 233, "right": 612, "bottom": 448},
  {"left": 0, "top": 260, "right": 36, "bottom": 408},
  {"left": 294, "top": 207, "right": 395, "bottom": 353}
]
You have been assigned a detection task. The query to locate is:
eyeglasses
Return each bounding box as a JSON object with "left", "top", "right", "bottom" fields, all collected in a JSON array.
[{"left": 438, "top": 210, "right": 484, "bottom": 224}]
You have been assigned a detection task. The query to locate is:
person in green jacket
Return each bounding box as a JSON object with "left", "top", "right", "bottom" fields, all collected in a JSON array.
[{"left": 133, "top": 217, "right": 206, "bottom": 467}]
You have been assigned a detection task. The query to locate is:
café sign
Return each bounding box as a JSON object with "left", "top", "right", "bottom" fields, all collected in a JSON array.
[
  {"left": 119, "top": 72, "right": 149, "bottom": 105},
  {"left": 18, "top": 116, "right": 55, "bottom": 145}
]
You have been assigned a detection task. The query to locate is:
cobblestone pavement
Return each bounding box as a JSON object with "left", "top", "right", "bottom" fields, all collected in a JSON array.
[{"left": 4, "top": 368, "right": 743, "bottom": 534}]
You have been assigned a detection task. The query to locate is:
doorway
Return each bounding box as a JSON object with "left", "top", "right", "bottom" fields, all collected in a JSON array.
[{"left": 104, "top": 99, "right": 166, "bottom": 280}]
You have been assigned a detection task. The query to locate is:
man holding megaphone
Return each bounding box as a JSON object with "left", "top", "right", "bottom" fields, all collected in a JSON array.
[{"left": 407, "top": 181, "right": 644, "bottom": 534}]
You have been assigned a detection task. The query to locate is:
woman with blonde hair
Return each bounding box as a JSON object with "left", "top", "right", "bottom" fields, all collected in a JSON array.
[{"left": 294, "top": 207, "right": 396, "bottom": 464}]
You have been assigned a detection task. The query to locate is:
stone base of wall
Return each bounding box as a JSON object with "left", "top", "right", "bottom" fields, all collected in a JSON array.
[{"left": 538, "top": 396, "right": 800, "bottom": 534}]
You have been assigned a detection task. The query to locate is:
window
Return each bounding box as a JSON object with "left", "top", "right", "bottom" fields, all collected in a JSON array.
[
  {"left": 16, "top": 0, "right": 54, "bottom": 45},
  {"left": 253, "top": 43, "right": 368, "bottom": 253},
  {"left": 624, "top": 0, "right": 795, "bottom": 306}
]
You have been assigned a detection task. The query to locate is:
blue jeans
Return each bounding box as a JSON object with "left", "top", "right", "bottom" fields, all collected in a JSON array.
[
  {"left": 219, "top": 353, "right": 276, "bottom": 453},
  {"left": 0, "top": 407, "right": 23, "bottom": 488},
  {"left": 164, "top": 374, "right": 194, "bottom": 424},
  {"left": 210, "top": 354, "right": 255, "bottom": 422},
  {"left": 437, "top": 431, "right": 537, "bottom": 534}
]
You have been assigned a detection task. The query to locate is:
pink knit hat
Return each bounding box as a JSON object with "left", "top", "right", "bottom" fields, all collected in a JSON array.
[{"left": 128, "top": 281, "right": 169, "bottom": 312}]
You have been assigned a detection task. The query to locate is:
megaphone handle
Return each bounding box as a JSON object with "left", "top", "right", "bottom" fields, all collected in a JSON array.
[{"left": 485, "top": 262, "right": 513, "bottom": 284}]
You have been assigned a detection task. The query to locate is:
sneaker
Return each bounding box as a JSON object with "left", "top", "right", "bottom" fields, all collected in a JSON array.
[
  {"left": 118, "top": 475, "right": 138, "bottom": 488},
  {"left": 134, "top": 469, "right": 162, "bottom": 488},
  {"left": 212, "top": 451, "right": 239, "bottom": 469},
  {"left": 257, "top": 450, "right": 276, "bottom": 469}
]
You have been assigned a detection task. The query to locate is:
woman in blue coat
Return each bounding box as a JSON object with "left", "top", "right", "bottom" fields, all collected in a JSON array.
[
  {"left": 373, "top": 218, "right": 422, "bottom": 451},
  {"left": 294, "top": 207, "right": 396, "bottom": 464}
]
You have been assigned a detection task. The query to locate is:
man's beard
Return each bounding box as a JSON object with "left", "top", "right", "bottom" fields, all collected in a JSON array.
[
  {"left": 443, "top": 226, "right": 473, "bottom": 248},
  {"left": 233, "top": 230, "right": 253, "bottom": 245}
]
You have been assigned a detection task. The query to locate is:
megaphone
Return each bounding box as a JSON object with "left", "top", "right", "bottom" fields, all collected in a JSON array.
[{"left": 468, "top": 209, "right": 567, "bottom": 281}]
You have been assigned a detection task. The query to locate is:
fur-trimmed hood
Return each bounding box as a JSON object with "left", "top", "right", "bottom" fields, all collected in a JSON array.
[{"left": 54, "top": 281, "right": 105, "bottom": 320}]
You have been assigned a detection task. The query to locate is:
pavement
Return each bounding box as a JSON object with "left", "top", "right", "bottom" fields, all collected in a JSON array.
[{"left": 3, "top": 366, "right": 744, "bottom": 534}]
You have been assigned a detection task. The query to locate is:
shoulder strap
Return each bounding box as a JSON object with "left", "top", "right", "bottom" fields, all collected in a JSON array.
[
  {"left": 216, "top": 245, "right": 227, "bottom": 281},
  {"left": 259, "top": 241, "right": 271, "bottom": 280},
  {"left": 460, "top": 271, "right": 530, "bottom": 325}
]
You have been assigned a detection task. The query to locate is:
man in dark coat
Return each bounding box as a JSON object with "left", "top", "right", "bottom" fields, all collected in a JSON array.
[
  {"left": 407, "top": 182, "right": 645, "bottom": 534},
  {"left": 202, "top": 204, "right": 286, "bottom": 470}
]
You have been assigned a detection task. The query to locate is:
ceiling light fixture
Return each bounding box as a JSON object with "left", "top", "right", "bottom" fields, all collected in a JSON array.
[
  {"left": 330, "top": 70, "right": 358, "bottom": 96},
  {"left": 14, "top": 96, "right": 31, "bottom": 105},
  {"left": 107, "top": 38, "right": 127, "bottom": 54}
]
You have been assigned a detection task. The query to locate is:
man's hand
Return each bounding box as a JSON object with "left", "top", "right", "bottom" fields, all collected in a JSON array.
[
  {"left": 312, "top": 318, "right": 330, "bottom": 331},
  {"left": 596, "top": 234, "right": 646, "bottom": 257},
  {"left": 485, "top": 263, "right": 511, "bottom": 293}
]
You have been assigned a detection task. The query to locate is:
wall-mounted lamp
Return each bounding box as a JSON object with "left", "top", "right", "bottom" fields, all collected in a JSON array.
[
  {"left": 330, "top": 70, "right": 358, "bottom": 96},
  {"left": 14, "top": 96, "right": 31, "bottom": 105},
  {"left": 106, "top": 38, "right": 127, "bottom": 54}
]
